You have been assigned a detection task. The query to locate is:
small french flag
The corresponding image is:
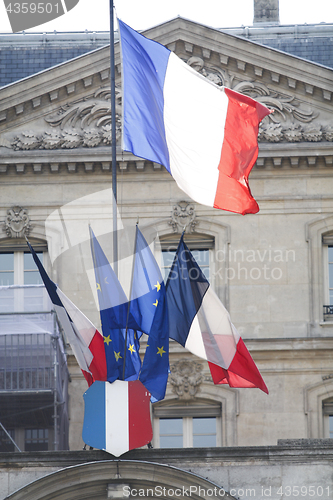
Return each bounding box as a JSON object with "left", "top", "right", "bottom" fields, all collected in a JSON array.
[{"left": 82, "top": 380, "right": 153, "bottom": 456}]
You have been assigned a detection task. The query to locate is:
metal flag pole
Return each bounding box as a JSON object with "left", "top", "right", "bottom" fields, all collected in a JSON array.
[
  {"left": 122, "top": 223, "right": 139, "bottom": 380},
  {"left": 110, "top": 0, "right": 118, "bottom": 277}
]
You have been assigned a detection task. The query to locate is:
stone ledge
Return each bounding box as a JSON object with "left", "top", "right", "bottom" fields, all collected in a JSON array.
[
  {"left": 1, "top": 442, "right": 333, "bottom": 469},
  {"left": 277, "top": 438, "right": 333, "bottom": 446}
]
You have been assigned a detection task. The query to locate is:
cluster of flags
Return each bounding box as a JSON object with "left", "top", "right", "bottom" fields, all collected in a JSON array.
[
  {"left": 27, "top": 226, "right": 268, "bottom": 454},
  {"left": 28, "top": 226, "right": 268, "bottom": 398},
  {"left": 26, "top": 19, "right": 271, "bottom": 455}
]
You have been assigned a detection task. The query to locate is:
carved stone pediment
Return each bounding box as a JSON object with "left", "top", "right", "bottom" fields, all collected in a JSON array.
[
  {"left": 169, "top": 359, "right": 203, "bottom": 399},
  {"left": 0, "top": 16, "right": 332, "bottom": 161}
]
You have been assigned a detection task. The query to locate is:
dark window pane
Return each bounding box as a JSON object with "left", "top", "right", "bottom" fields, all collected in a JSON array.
[
  {"left": 24, "top": 253, "right": 43, "bottom": 285},
  {"left": 193, "top": 417, "right": 216, "bottom": 447},
  {"left": 192, "top": 250, "right": 209, "bottom": 266},
  {"left": 0, "top": 428, "right": 15, "bottom": 452},
  {"left": 329, "top": 247, "right": 333, "bottom": 263},
  {"left": 0, "top": 253, "right": 14, "bottom": 271},
  {"left": 159, "top": 418, "right": 183, "bottom": 448},
  {"left": 193, "top": 434, "right": 216, "bottom": 447},
  {"left": 0, "top": 253, "right": 14, "bottom": 286},
  {"left": 0, "top": 271, "right": 14, "bottom": 286},
  {"left": 329, "top": 264, "right": 333, "bottom": 287},
  {"left": 160, "top": 435, "right": 183, "bottom": 448},
  {"left": 25, "top": 428, "right": 48, "bottom": 451},
  {"left": 24, "top": 252, "right": 43, "bottom": 270},
  {"left": 160, "top": 418, "right": 182, "bottom": 434},
  {"left": 193, "top": 417, "right": 216, "bottom": 433},
  {"left": 24, "top": 271, "right": 43, "bottom": 285},
  {"left": 329, "top": 416, "right": 333, "bottom": 438},
  {"left": 162, "top": 249, "right": 209, "bottom": 281}
]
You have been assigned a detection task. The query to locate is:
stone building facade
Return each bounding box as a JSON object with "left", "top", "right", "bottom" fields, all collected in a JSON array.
[{"left": 0, "top": 3, "right": 333, "bottom": 499}]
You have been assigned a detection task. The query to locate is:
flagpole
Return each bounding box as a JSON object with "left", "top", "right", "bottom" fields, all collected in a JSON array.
[
  {"left": 122, "top": 224, "right": 138, "bottom": 380},
  {"left": 110, "top": 0, "right": 118, "bottom": 277}
]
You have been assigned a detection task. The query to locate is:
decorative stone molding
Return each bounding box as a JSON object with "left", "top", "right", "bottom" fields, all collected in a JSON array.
[
  {"left": 169, "top": 359, "right": 203, "bottom": 399},
  {"left": 3, "top": 206, "right": 31, "bottom": 238},
  {"left": 1, "top": 62, "right": 329, "bottom": 151},
  {"left": 168, "top": 202, "right": 197, "bottom": 233},
  {"left": 185, "top": 57, "right": 328, "bottom": 144},
  {"left": 7, "top": 86, "right": 120, "bottom": 151}
]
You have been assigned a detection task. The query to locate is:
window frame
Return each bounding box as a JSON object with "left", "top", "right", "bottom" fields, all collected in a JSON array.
[
  {"left": 0, "top": 241, "right": 48, "bottom": 312},
  {"left": 158, "top": 233, "right": 215, "bottom": 288},
  {"left": 306, "top": 217, "right": 333, "bottom": 331},
  {"left": 322, "top": 398, "right": 333, "bottom": 438},
  {"left": 152, "top": 400, "right": 222, "bottom": 449}
]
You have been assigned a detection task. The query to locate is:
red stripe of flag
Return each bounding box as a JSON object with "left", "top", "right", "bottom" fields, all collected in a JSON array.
[
  {"left": 208, "top": 338, "right": 268, "bottom": 394},
  {"left": 128, "top": 380, "right": 153, "bottom": 450},
  {"left": 214, "top": 87, "right": 271, "bottom": 215}
]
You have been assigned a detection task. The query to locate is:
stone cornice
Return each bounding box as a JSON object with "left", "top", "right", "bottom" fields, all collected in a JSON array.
[{"left": 0, "top": 143, "right": 333, "bottom": 174}]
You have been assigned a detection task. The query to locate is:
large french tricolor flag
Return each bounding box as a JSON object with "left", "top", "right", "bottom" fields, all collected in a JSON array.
[
  {"left": 82, "top": 380, "right": 152, "bottom": 456},
  {"left": 119, "top": 19, "right": 271, "bottom": 215},
  {"left": 27, "top": 240, "right": 107, "bottom": 387},
  {"left": 166, "top": 236, "right": 268, "bottom": 394}
]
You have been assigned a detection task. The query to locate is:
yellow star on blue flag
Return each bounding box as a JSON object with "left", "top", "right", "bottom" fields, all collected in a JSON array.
[
  {"left": 103, "top": 335, "right": 112, "bottom": 346},
  {"left": 157, "top": 346, "right": 166, "bottom": 357}
]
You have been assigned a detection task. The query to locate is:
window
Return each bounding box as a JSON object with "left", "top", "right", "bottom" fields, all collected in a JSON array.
[
  {"left": 322, "top": 399, "right": 333, "bottom": 438},
  {"left": 25, "top": 428, "right": 49, "bottom": 451},
  {"left": 159, "top": 418, "right": 183, "bottom": 448},
  {"left": 158, "top": 416, "right": 217, "bottom": 448},
  {"left": 0, "top": 427, "right": 15, "bottom": 452},
  {"left": 153, "top": 401, "right": 221, "bottom": 448},
  {"left": 0, "top": 251, "right": 44, "bottom": 312},
  {"left": 325, "top": 246, "right": 333, "bottom": 316},
  {"left": 160, "top": 234, "right": 214, "bottom": 283},
  {"left": 162, "top": 249, "right": 210, "bottom": 282},
  {"left": 193, "top": 417, "right": 217, "bottom": 447},
  {"left": 0, "top": 251, "right": 43, "bottom": 285},
  {"left": 322, "top": 236, "right": 333, "bottom": 320}
]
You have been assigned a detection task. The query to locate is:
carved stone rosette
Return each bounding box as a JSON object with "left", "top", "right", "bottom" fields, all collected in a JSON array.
[
  {"left": 168, "top": 202, "right": 197, "bottom": 233},
  {"left": 169, "top": 359, "right": 203, "bottom": 399},
  {"left": 4, "top": 206, "right": 31, "bottom": 238}
]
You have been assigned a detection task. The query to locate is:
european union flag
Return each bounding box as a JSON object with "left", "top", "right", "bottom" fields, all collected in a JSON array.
[
  {"left": 130, "top": 226, "right": 169, "bottom": 402},
  {"left": 90, "top": 227, "right": 141, "bottom": 383}
]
